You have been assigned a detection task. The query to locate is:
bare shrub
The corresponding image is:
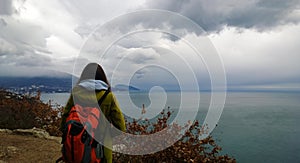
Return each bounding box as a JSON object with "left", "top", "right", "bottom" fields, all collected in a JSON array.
[
  {"left": 113, "top": 109, "right": 236, "bottom": 162},
  {"left": 0, "top": 89, "right": 63, "bottom": 136}
]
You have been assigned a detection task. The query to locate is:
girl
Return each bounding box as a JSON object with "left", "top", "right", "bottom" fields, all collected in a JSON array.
[{"left": 61, "top": 63, "right": 126, "bottom": 163}]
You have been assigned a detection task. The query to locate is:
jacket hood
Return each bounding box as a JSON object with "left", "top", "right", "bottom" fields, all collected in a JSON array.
[
  {"left": 72, "top": 79, "right": 109, "bottom": 105},
  {"left": 78, "top": 79, "right": 109, "bottom": 91}
]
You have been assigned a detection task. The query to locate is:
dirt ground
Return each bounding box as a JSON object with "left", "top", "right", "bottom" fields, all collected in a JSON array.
[{"left": 0, "top": 132, "right": 61, "bottom": 163}]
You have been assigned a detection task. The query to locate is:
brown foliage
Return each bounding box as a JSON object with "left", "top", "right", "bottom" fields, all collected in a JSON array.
[
  {"left": 113, "top": 109, "right": 236, "bottom": 162},
  {"left": 0, "top": 89, "right": 63, "bottom": 136}
]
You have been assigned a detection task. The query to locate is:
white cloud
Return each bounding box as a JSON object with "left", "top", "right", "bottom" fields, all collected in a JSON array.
[
  {"left": 46, "top": 35, "right": 78, "bottom": 59},
  {"left": 61, "top": 0, "right": 146, "bottom": 37},
  {"left": 116, "top": 46, "right": 161, "bottom": 64},
  {"left": 0, "top": 0, "right": 83, "bottom": 75},
  {"left": 209, "top": 24, "right": 300, "bottom": 86},
  {"left": 0, "top": 37, "right": 17, "bottom": 56}
]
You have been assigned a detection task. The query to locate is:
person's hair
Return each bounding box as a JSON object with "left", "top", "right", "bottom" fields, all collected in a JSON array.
[{"left": 78, "top": 63, "right": 110, "bottom": 87}]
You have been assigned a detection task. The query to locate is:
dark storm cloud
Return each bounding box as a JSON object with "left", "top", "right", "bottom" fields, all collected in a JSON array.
[
  {"left": 144, "top": 0, "right": 300, "bottom": 32},
  {"left": 0, "top": 0, "right": 13, "bottom": 15},
  {"left": 86, "top": 0, "right": 300, "bottom": 42}
]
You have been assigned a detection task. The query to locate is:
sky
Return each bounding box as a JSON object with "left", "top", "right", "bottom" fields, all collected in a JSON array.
[{"left": 0, "top": 0, "right": 300, "bottom": 91}]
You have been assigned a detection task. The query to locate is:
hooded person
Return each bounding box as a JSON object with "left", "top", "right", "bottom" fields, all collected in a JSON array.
[{"left": 60, "top": 63, "right": 126, "bottom": 163}]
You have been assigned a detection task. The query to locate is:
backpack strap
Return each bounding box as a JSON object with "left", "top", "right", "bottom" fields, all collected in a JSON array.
[
  {"left": 56, "top": 157, "right": 63, "bottom": 163},
  {"left": 98, "top": 88, "right": 110, "bottom": 106},
  {"left": 93, "top": 88, "right": 110, "bottom": 160}
]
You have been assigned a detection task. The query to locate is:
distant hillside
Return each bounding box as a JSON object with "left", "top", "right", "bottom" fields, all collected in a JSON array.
[
  {"left": 0, "top": 75, "right": 142, "bottom": 93},
  {"left": 0, "top": 76, "right": 73, "bottom": 93},
  {"left": 112, "top": 84, "right": 140, "bottom": 92}
]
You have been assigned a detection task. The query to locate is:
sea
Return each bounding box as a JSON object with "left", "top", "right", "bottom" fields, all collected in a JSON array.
[{"left": 41, "top": 91, "right": 300, "bottom": 163}]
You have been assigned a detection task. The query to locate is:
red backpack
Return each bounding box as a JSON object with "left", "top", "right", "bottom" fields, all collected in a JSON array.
[{"left": 57, "top": 90, "right": 109, "bottom": 163}]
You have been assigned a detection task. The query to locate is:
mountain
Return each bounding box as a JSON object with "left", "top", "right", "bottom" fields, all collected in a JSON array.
[
  {"left": 112, "top": 84, "right": 140, "bottom": 92},
  {"left": 0, "top": 75, "right": 141, "bottom": 93},
  {"left": 0, "top": 76, "right": 73, "bottom": 93}
]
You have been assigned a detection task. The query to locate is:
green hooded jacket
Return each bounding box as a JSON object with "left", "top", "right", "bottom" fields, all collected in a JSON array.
[{"left": 60, "top": 86, "right": 126, "bottom": 163}]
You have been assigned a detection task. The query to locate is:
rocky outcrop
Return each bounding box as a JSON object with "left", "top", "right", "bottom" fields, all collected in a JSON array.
[
  {"left": 0, "top": 128, "right": 61, "bottom": 144},
  {"left": 0, "top": 129, "right": 61, "bottom": 162}
]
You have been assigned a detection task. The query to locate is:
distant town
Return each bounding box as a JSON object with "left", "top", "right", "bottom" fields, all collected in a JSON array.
[
  {"left": 0, "top": 76, "right": 141, "bottom": 95},
  {"left": 5, "top": 84, "right": 71, "bottom": 94},
  {"left": 0, "top": 76, "right": 73, "bottom": 94}
]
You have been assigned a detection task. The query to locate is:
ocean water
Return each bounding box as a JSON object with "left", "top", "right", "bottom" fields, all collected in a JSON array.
[
  {"left": 41, "top": 91, "right": 300, "bottom": 162},
  {"left": 213, "top": 92, "right": 300, "bottom": 163}
]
